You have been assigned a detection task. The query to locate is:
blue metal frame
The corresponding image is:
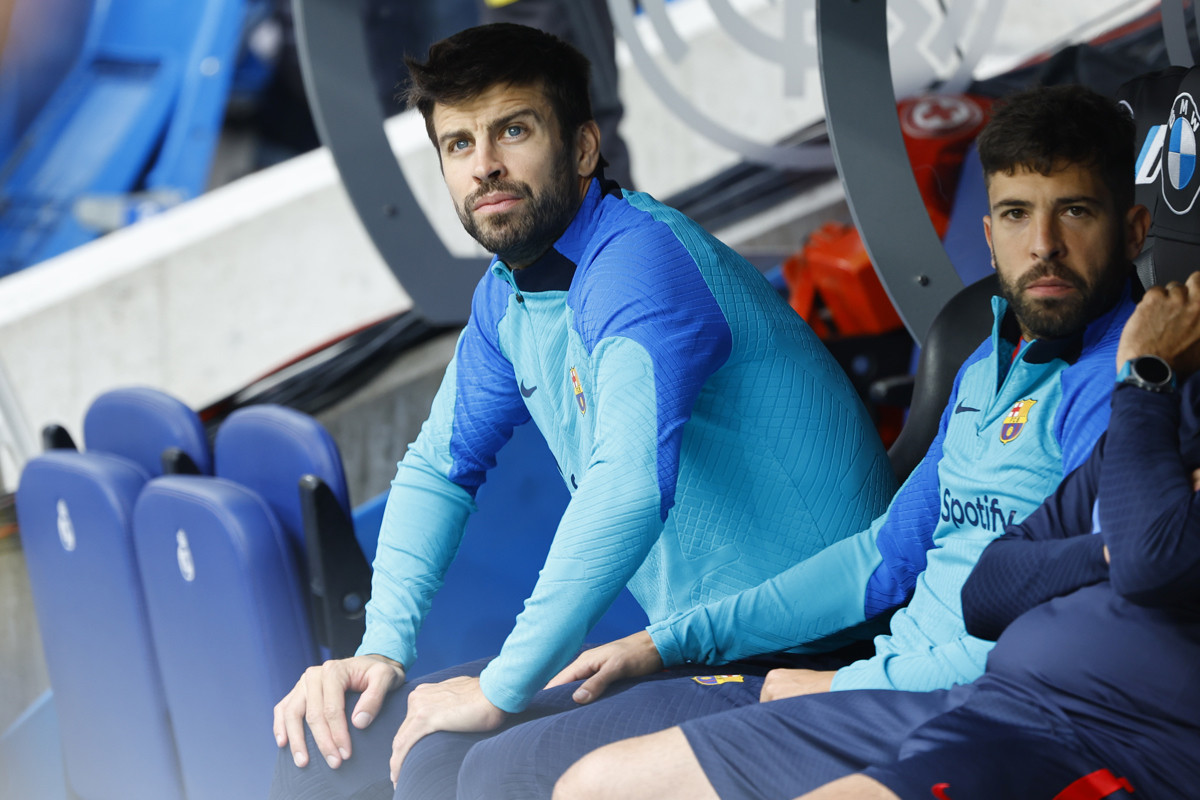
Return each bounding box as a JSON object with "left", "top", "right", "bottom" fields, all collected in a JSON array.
[{"left": 0, "top": 0, "right": 246, "bottom": 276}]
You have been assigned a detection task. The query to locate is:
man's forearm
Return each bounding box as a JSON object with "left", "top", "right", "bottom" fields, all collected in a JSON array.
[
  {"left": 963, "top": 533, "right": 1107, "bottom": 640},
  {"left": 1099, "top": 384, "right": 1200, "bottom": 604},
  {"left": 648, "top": 526, "right": 883, "bottom": 666}
]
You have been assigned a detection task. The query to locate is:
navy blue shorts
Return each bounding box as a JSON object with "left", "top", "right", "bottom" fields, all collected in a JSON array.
[
  {"left": 682, "top": 685, "right": 1138, "bottom": 800},
  {"left": 269, "top": 648, "right": 863, "bottom": 799}
]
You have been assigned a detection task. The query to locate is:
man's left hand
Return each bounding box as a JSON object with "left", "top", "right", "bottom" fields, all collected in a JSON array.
[
  {"left": 1117, "top": 270, "right": 1200, "bottom": 377},
  {"left": 758, "top": 668, "right": 835, "bottom": 702},
  {"left": 390, "top": 676, "right": 506, "bottom": 785},
  {"left": 544, "top": 631, "right": 664, "bottom": 704}
]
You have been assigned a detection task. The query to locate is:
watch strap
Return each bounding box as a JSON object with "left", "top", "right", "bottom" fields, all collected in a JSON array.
[{"left": 1117, "top": 355, "right": 1176, "bottom": 393}]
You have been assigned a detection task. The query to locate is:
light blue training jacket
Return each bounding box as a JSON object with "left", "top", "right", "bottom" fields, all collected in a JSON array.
[
  {"left": 358, "top": 179, "right": 896, "bottom": 712},
  {"left": 648, "top": 285, "right": 1136, "bottom": 692}
]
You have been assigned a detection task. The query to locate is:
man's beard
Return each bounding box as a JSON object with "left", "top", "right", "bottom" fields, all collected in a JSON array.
[
  {"left": 996, "top": 247, "right": 1127, "bottom": 340},
  {"left": 456, "top": 144, "right": 579, "bottom": 267}
]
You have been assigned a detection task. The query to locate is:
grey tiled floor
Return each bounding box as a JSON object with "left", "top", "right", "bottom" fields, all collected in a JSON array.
[{"left": 0, "top": 532, "right": 49, "bottom": 734}]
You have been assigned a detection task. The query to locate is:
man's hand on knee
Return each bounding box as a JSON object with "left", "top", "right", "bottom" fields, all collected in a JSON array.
[
  {"left": 390, "top": 676, "right": 506, "bottom": 786},
  {"left": 273, "top": 654, "right": 405, "bottom": 770},
  {"left": 759, "top": 668, "right": 835, "bottom": 702},
  {"left": 545, "top": 631, "right": 664, "bottom": 704}
]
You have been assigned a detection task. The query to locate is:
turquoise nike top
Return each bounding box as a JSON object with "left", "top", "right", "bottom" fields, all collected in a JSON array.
[
  {"left": 359, "top": 179, "right": 895, "bottom": 712},
  {"left": 648, "top": 285, "right": 1136, "bottom": 692}
]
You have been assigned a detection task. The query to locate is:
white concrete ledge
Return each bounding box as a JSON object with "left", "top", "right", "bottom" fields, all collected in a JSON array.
[{"left": 0, "top": 145, "right": 415, "bottom": 490}]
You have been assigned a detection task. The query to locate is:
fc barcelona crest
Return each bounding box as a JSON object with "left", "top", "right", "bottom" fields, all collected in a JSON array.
[
  {"left": 691, "top": 675, "right": 745, "bottom": 686},
  {"left": 999, "top": 399, "right": 1037, "bottom": 444},
  {"left": 570, "top": 367, "right": 587, "bottom": 415},
  {"left": 1164, "top": 92, "right": 1200, "bottom": 215}
]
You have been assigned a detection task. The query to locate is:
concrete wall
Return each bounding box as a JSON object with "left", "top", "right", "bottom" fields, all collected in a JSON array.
[{"left": 0, "top": 142, "right": 426, "bottom": 492}]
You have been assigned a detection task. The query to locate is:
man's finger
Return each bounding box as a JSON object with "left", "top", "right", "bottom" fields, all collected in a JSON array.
[
  {"left": 351, "top": 678, "right": 389, "bottom": 730},
  {"left": 273, "top": 699, "right": 288, "bottom": 748},
  {"left": 760, "top": 679, "right": 788, "bottom": 703},
  {"left": 283, "top": 696, "right": 311, "bottom": 767},
  {"left": 572, "top": 666, "right": 617, "bottom": 704},
  {"left": 351, "top": 660, "right": 404, "bottom": 730},
  {"left": 297, "top": 665, "right": 346, "bottom": 769},
  {"left": 390, "top": 717, "right": 428, "bottom": 787},
  {"left": 545, "top": 657, "right": 597, "bottom": 689},
  {"left": 315, "top": 665, "right": 354, "bottom": 767},
  {"left": 286, "top": 668, "right": 327, "bottom": 767},
  {"left": 759, "top": 671, "right": 778, "bottom": 703}
]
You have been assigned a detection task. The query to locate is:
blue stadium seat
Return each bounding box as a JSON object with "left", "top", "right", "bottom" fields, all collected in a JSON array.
[
  {"left": 15, "top": 452, "right": 187, "bottom": 800},
  {"left": 214, "top": 404, "right": 371, "bottom": 658},
  {"left": 213, "top": 404, "right": 349, "bottom": 559},
  {"left": 0, "top": 0, "right": 248, "bottom": 275},
  {"left": 132, "top": 475, "right": 315, "bottom": 800},
  {"left": 12, "top": 385, "right": 212, "bottom": 799},
  {"left": 128, "top": 404, "right": 371, "bottom": 797},
  {"left": 83, "top": 386, "right": 212, "bottom": 476}
]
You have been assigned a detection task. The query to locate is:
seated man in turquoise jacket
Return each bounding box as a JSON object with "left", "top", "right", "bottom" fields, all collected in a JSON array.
[{"left": 270, "top": 22, "right": 896, "bottom": 798}]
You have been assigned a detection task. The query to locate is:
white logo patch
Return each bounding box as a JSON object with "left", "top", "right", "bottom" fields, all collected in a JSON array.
[
  {"left": 176, "top": 529, "right": 196, "bottom": 582},
  {"left": 56, "top": 499, "right": 76, "bottom": 552}
]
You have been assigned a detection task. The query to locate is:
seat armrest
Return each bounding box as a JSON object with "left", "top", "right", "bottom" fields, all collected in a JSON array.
[{"left": 300, "top": 475, "right": 372, "bottom": 659}]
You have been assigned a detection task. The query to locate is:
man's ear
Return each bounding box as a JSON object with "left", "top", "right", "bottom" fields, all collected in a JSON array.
[
  {"left": 982, "top": 214, "right": 995, "bottom": 269},
  {"left": 1124, "top": 204, "right": 1152, "bottom": 261},
  {"left": 576, "top": 121, "right": 601, "bottom": 178}
]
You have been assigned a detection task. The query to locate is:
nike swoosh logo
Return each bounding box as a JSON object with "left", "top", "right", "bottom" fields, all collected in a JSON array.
[
  {"left": 520, "top": 380, "right": 537, "bottom": 398},
  {"left": 955, "top": 400, "right": 980, "bottom": 414}
]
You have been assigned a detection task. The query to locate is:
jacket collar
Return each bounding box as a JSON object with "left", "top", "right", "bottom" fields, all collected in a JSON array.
[
  {"left": 989, "top": 276, "right": 1140, "bottom": 367},
  {"left": 491, "top": 177, "right": 621, "bottom": 293}
]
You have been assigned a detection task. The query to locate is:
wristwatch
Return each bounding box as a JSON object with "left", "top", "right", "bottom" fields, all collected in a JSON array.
[{"left": 1117, "top": 355, "right": 1176, "bottom": 393}]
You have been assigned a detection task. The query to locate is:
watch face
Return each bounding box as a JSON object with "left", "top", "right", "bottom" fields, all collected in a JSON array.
[{"left": 1134, "top": 356, "right": 1172, "bottom": 385}]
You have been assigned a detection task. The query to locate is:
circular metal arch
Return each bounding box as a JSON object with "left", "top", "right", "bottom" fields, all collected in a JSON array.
[
  {"left": 1162, "top": 0, "right": 1198, "bottom": 68},
  {"left": 815, "top": 0, "right": 965, "bottom": 346},
  {"left": 292, "top": 0, "right": 487, "bottom": 325}
]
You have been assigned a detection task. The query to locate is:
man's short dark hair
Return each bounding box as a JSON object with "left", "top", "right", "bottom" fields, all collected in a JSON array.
[
  {"left": 404, "top": 23, "right": 595, "bottom": 150},
  {"left": 977, "top": 84, "right": 1136, "bottom": 212}
]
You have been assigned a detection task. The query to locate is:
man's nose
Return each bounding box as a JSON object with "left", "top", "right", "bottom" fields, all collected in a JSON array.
[
  {"left": 1030, "top": 215, "right": 1065, "bottom": 261},
  {"left": 473, "top": 141, "right": 504, "bottom": 182}
]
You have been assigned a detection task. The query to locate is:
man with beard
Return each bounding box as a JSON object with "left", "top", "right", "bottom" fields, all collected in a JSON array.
[
  {"left": 450, "top": 85, "right": 1155, "bottom": 799},
  {"left": 269, "top": 23, "right": 898, "bottom": 799}
]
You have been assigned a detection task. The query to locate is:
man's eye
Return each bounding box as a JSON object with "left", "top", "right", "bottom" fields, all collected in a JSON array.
[
  {"left": 505, "top": 125, "right": 524, "bottom": 138},
  {"left": 1065, "top": 206, "right": 1089, "bottom": 217},
  {"left": 1002, "top": 209, "right": 1026, "bottom": 220},
  {"left": 452, "top": 139, "right": 470, "bottom": 151}
]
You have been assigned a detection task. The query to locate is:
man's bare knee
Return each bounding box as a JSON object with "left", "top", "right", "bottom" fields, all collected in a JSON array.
[
  {"left": 554, "top": 748, "right": 612, "bottom": 800},
  {"left": 553, "top": 728, "right": 718, "bottom": 800},
  {"left": 797, "top": 774, "right": 900, "bottom": 800}
]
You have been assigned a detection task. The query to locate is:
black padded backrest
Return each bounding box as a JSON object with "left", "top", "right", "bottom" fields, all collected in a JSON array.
[
  {"left": 887, "top": 274, "right": 999, "bottom": 483},
  {"left": 1118, "top": 65, "right": 1200, "bottom": 289}
]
